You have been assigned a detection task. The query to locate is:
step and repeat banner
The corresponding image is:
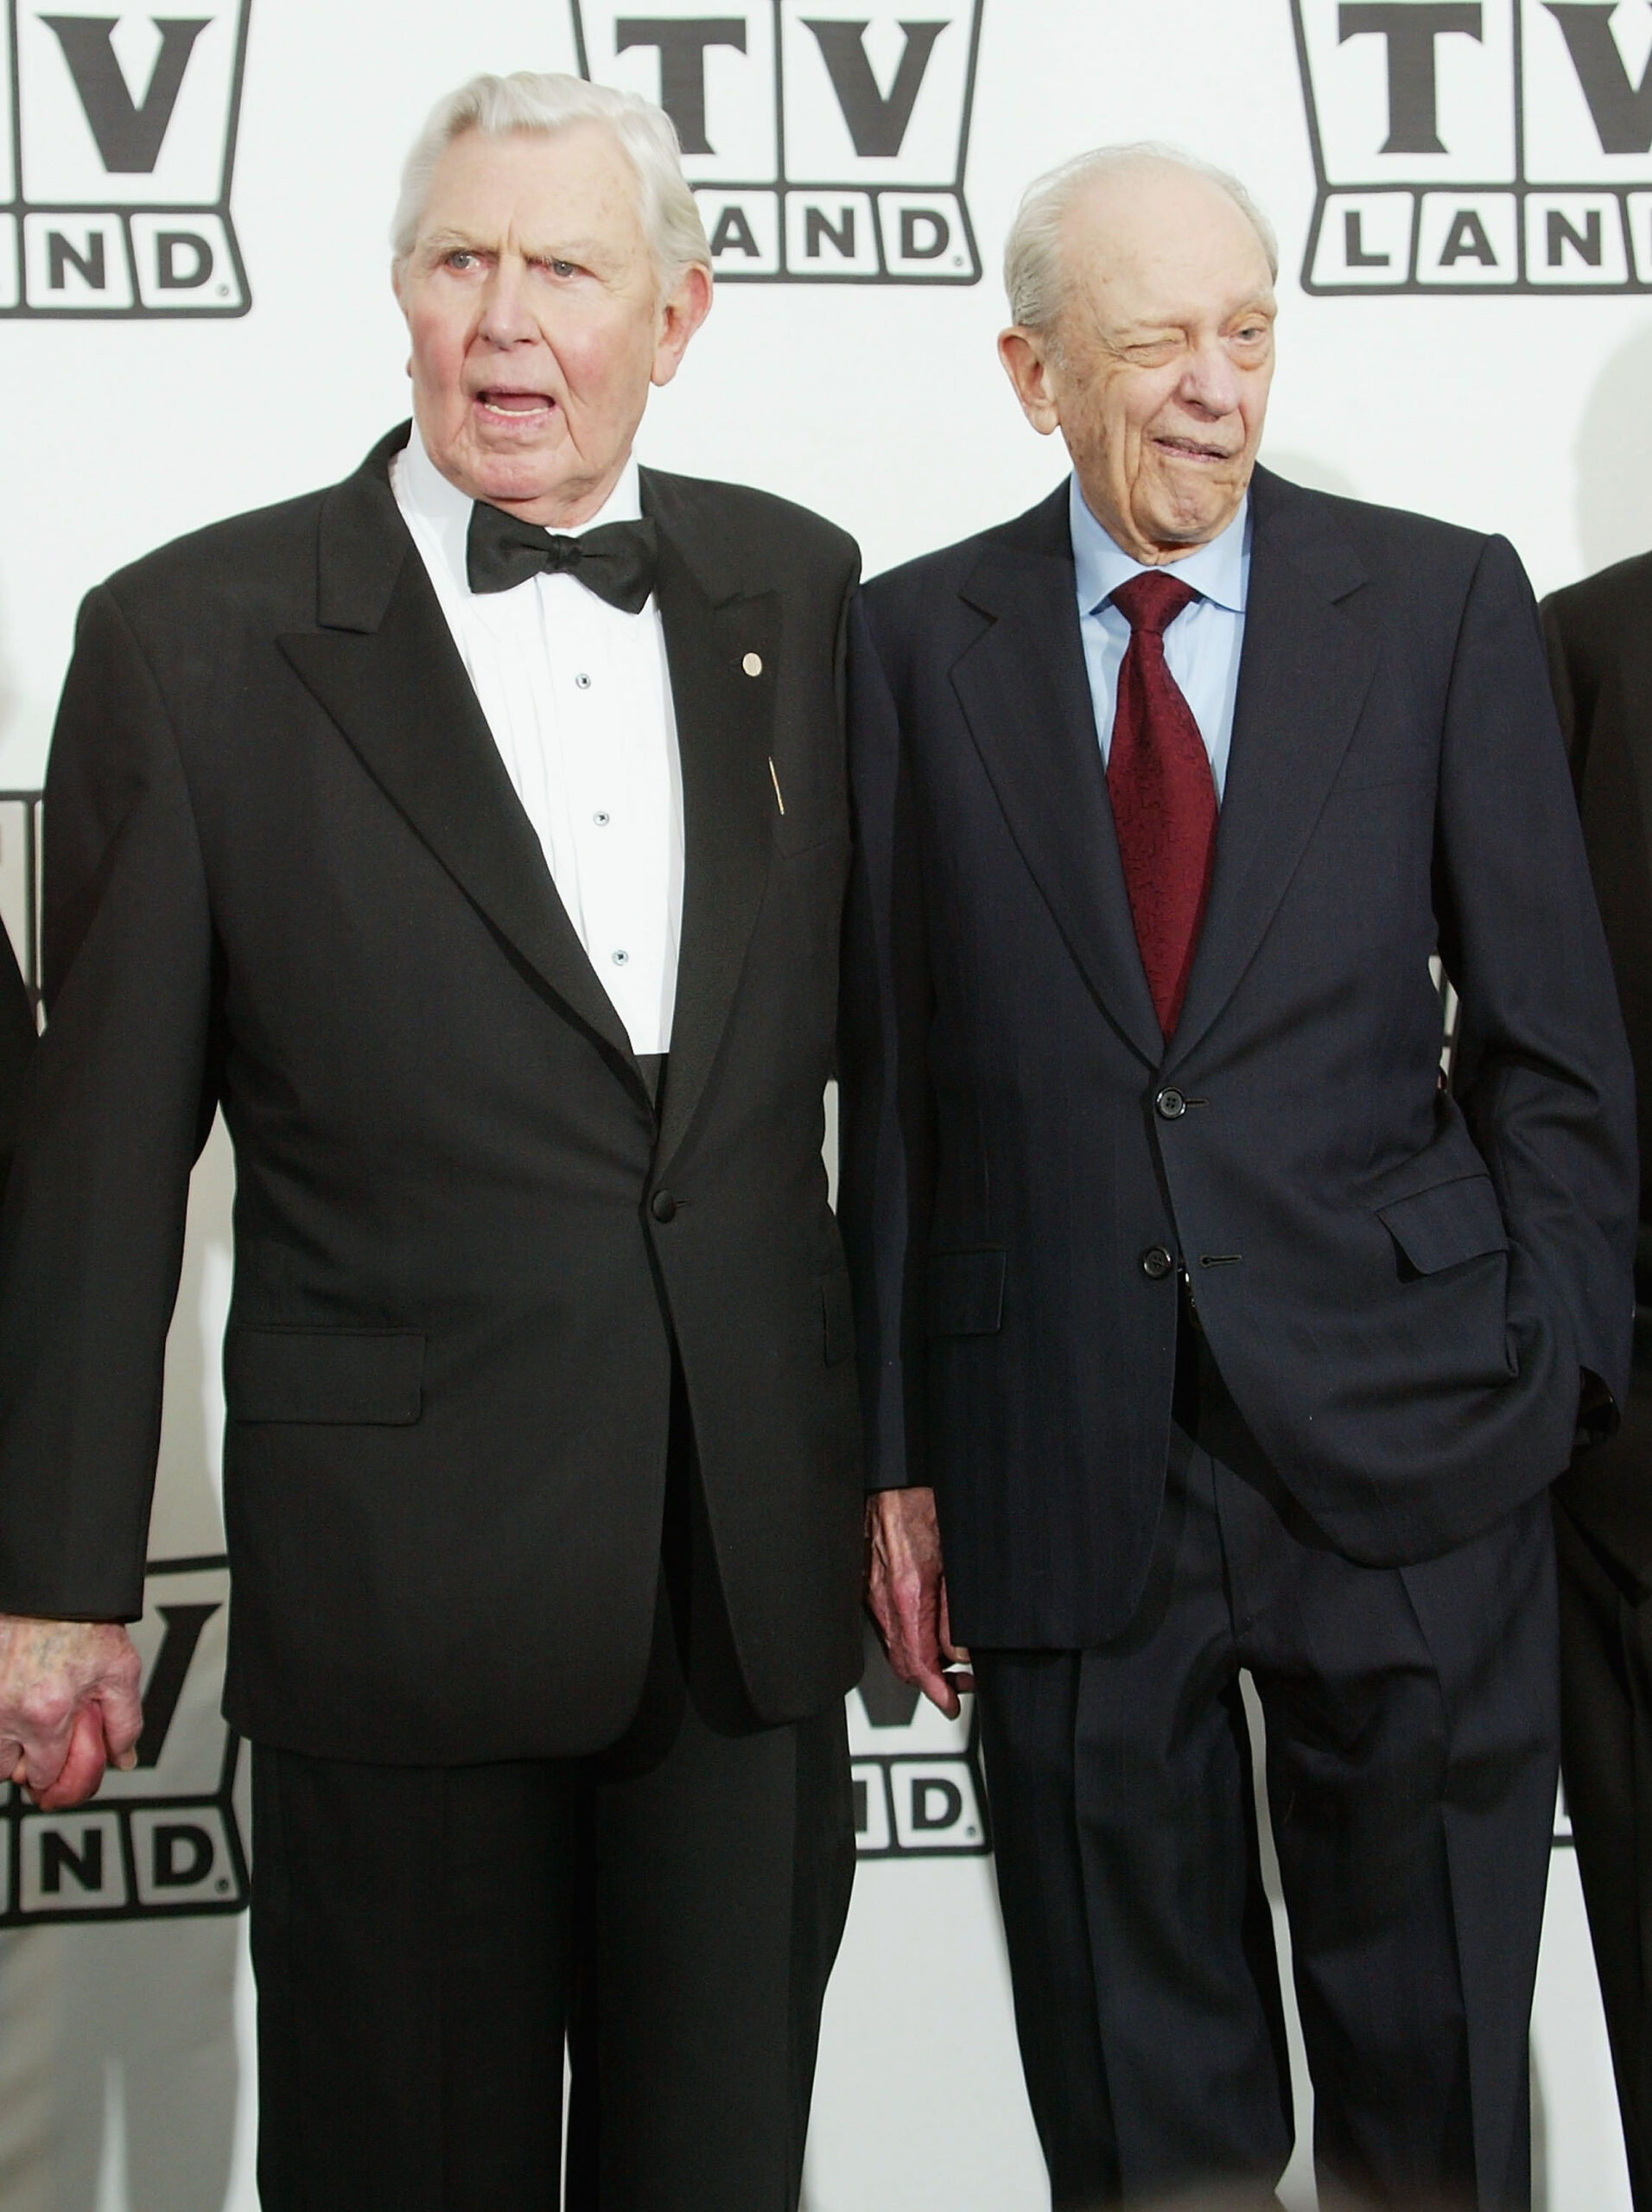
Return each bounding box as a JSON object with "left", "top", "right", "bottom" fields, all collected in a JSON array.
[{"left": 0, "top": 1, "right": 1644, "bottom": 2204}]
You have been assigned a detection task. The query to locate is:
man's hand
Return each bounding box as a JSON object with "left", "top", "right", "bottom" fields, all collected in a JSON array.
[
  {"left": 865, "top": 1486, "right": 974, "bottom": 1719},
  {"left": 0, "top": 1616, "right": 143, "bottom": 1810}
]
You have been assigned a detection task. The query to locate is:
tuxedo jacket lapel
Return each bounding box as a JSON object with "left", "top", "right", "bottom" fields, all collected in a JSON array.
[
  {"left": 1166, "top": 467, "right": 1380, "bottom": 1066},
  {"left": 277, "top": 431, "right": 644, "bottom": 1088},
  {"left": 950, "top": 490, "right": 1164, "bottom": 1068},
  {"left": 645, "top": 479, "right": 780, "bottom": 1172}
]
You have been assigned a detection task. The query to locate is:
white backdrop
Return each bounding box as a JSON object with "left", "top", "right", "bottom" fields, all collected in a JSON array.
[{"left": 0, "top": 1, "right": 1643, "bottom": 2203}]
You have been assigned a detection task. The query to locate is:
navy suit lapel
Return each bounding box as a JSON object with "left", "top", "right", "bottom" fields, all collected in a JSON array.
[
  {"left": 643, "top": 476, "right": 779, "bottom": 1173},
  {"left": 950, "top": 489, "right": 1164, "bottom": 1068},
  {"left": 1166, "top": 467, "right": 1380, "bottom": 1067},
  {"left": 277, "top": 427, "right": 645, "bottom": 1090}
]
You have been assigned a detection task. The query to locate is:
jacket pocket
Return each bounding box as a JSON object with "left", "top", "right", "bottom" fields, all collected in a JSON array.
[
  {"left": 822, "top": 1272, "right": 856, "bottom": 1366},
  {"left": 925, "top": 1248, "right": 1007, "bottom": 1337},
  {"left": 1376, "top": 1175, "right": 1508, "bottom": 1276},
  {"left": 225, "top": 1327, "right": 425, "bottom": 1425}
]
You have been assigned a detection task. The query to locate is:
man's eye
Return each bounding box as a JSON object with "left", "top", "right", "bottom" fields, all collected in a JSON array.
[
  {"left": 545, "top": 258, "right": 578, "bottom": 278},
  {"left": 446, "top": 251, "right": 477, "bottom": 270}
]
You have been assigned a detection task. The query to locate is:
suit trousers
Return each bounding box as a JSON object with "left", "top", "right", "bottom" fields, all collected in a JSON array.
[
  {"left": 249, "top": 1400, "right": 855, "bottom": 2212},
  {"left": 971, "top": 1339, "right": 1559, "bottom": 2212},
  {"left": 1555, "top": 1488, "right": 1652, "bottom": 2209}
]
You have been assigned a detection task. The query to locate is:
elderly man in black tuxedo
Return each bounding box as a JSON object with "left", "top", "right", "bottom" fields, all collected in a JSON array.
[
  {"left": 841, "top": 144, "right": 1636, "bottom": 2210},
  {"left": 1541, "top": 557, "right": 1652, "bottom": 2211},
  {"left": 0, "top": 72, "right": 862, "bottom": 2212}
]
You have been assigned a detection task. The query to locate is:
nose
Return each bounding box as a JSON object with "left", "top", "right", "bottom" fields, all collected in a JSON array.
[
  {"left": 477, "top": 261, "right": 537, "bottom": 347},
  {"left": 1179, "top": 336, "right": 1242, "bottom": 419}
]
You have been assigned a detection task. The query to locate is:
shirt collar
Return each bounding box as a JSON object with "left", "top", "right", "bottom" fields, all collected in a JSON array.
[
  {"left": 397, "top": 420, "right": 645, "bottom": 599},
  {"left": 1069, "top": 474, "right": 1250, "bottom": 619}
]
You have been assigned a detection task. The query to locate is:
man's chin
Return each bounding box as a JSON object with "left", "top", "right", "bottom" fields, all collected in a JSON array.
[
  {"left": 1139, "top": 476, "right": 1250, "bottom": 553},
  {"left": 440, "top": 437, "right": 580, "bottom": 516}
]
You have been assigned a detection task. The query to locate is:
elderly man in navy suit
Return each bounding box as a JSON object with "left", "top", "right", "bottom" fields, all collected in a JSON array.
[{"left": 841, "top": 144, "right": 1636, "bottom": 2211}]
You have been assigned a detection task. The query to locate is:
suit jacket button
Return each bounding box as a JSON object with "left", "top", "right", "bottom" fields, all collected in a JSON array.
[
  {"left": 1141, "top": 1245, "right": 1173, "bottom": 1280},
  {"left": 651, "top": 1190, "right": 677, "bottom": 1223},
  {"left": 1156, "top": 1088, "right": 1186, "bottom": 1120}
]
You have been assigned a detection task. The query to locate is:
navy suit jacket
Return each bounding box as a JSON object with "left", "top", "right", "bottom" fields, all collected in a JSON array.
[{"left": 840, "top": 465, "right": 1637, "bottom": 1648}]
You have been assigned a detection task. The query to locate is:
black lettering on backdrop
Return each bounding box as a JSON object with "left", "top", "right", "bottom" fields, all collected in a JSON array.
[
  {"left": 802, "top": 18, "right": 947, "bottom": 156},
  {"left": 1344, "top": 209, "right": 1390, "bottom": 264},
  {"left": 41, "top": 15, "right": 210, "bottom": 172},
  {"left": 1440, "top": 207, "right": 1498, "bottom": 263},
  {"left": 1544, "top": 3, "right": 1652, "bottom": 153},
  {"left": 153, "top": 1823, "right": 214, "bottom": 1887},
  {"left": 156, "top": 231, "right": 213, "bottom": 286},
  {"left": 134, "top": 1602, "right": 220, "bottom": 1767},
  {"left": 41, "top": 1827, "right": 104, "bottom": 1895},
  {"left": 1549, "top": 205, "right": 1604, "bottom": 264},
  {"left": 48, "top": 230, "right": 105, "bottom": 289},
  {"left": 912, "top": 1777, "right": 963, "bottom": 1831},
  {"left": 1337, "top": 2, "right": 1484, "bottom": 153},
  {"left": 805, "top": 202, "right": 856, "bottom": 257},
  {"left": 709, "top": 204, "right": 760, "bottom": 256},
  {"left": 614, "top": 17, "right": 746, "bottom": 154}
]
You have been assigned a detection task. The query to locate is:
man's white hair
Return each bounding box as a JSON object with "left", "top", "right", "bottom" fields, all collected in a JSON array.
[
  {"left": 391, "top": 70, "right": 711, "bottom": 289},
  {"left": 1003, "top": 143, "right": 1279, "bottom": 338}
]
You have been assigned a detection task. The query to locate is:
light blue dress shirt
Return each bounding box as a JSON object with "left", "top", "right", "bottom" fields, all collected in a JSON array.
[{"left": 1070, "top": 477, "right": 1250, "bottom": 804}]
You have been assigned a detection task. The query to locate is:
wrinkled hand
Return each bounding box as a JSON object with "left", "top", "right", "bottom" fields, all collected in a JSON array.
[
  {"left": 0, "top": 1616, "right": 143, "bottom": 1809},
  {"left": 865, "top": 1486, "right": 973, "bottom": 1719}
]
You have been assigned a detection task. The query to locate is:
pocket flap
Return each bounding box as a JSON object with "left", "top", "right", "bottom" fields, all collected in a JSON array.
[
  {"left": 1376, "top": 1175, "right": 1508, "bottom": 1276},
  {"left": 822, "top": 1272, "right": 856, "bottom": 1367},
  {"left": 226, "top": 1327, "right": 425, "bottom": 1425},
  {"left": 925, "top": 1249, "right": 1007, "bottom": 1337}
]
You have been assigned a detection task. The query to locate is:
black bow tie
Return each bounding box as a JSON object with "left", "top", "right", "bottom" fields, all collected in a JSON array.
[{"left": 466, "top": 503, "right": 658, "bottom": 613}]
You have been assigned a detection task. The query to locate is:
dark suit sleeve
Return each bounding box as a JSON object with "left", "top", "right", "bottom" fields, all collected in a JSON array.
[
  {"left": 1541, "top": 594, "right": 1581, "bottom": 775},
  {"left": 1435, "top": 537, "right": 1637, "bottom": 1421},
  {"left": 838, "top": 594, "right": 934, "bottom": 1491},
  {"left": 0, "top": 928, "right": 35, "bottom": 1188},
  {"left": 0, "top": 583, "right": 218, "bottom": 1619}
]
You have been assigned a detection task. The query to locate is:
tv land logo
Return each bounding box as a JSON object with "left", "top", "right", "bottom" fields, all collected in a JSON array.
[
  {"left": 0, "top": 1558, "right": 249, "bottom": 1925},
  {"left": 852, "top": 1626, "right": 990, "bottom": 1859},
  {"left": 1297, "top": 0, "right": 1652, "bottom": 292},
  {"left": 1, "top": 1, "right": 251, "bottom": 319},
  {"left": 569, "top": 2, "right": 985, "bottom": 283}
]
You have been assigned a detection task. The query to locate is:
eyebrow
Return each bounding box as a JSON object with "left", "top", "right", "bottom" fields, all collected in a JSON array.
[{"left": 418, "top": 228, "right": 609, "bottom": 264}]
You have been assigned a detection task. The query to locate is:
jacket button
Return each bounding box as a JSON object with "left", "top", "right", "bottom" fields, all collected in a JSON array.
[
  {"left": 1156, "top": 1088, "right": 1186, "bottom": 1120},
  {"left": 1141, "top": 1245, "right": 1173, "bottom": 1280},
  {"left": 650, "top": 1190, "right": 677, "bottom": 1223}
]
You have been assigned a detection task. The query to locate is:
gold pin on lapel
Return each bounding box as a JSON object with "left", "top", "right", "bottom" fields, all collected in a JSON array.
[
  {"left": 769, "top": 758, "right": 785, "bottom": 815},
  {"left": 743, "top": 652, "right": 764, "bottom": 677}
]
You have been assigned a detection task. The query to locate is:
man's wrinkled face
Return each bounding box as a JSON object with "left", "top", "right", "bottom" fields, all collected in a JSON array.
[
  {"left": 392, "top": 122, "right": 710, "bottom": 527},
  {"left": 1000, "top": 165, "right": 1276, "bottom": 563}
]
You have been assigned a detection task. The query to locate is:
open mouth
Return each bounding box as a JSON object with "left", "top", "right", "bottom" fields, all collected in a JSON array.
[{"left": 474, "top": 389, "right": 556, "bottom": 421}]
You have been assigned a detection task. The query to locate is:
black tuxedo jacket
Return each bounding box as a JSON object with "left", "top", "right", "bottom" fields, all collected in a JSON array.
[
  {"left": 841, "top": 467, "right": 1636, "bottom": 1648},
  {"left": 1543, "top": 553, "right": 1652, "bottom": 1586},
  {"left": 0, "top": 426, "right": 865, "bottom": 1763}
]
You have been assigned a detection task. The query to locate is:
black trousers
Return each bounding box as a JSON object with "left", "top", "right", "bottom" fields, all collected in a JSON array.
[
  {"left": 973, "top": 1345, "right": 1559, "bottom": 2212},
  {"left": 249, "top": 1420, "right": 855, "bottom": 2211},
  {"left": 1556, "top": 1491, "right": 1652, "bottom": 2209}
]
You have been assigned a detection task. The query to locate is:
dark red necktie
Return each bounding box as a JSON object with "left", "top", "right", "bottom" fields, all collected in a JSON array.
[{"left": 1106, "top": 571, "right": 1217, "bottom": 1039}]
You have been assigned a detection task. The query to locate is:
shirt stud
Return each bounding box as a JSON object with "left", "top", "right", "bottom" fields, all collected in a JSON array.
[{"left": 742, "top": 652, "right": 764, "bottom": 678}]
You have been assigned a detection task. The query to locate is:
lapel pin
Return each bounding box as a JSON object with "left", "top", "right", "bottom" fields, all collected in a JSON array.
[
  {"left": 769, "top": 758, "right": 786, "bottom": 816},
  {"left": 743, "top": 652, "right": 764, "bottom": 677}
]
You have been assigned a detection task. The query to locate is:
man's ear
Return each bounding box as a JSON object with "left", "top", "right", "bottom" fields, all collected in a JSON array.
[
  {"left": 652, "top": 264, "right": 714, "bottom": 388},
  {"left": 999, "top": 327, "right": 1062, "bottom": 437}
]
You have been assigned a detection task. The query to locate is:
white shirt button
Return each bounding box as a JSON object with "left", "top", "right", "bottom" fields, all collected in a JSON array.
[
  {"left": 612, "top": 949, "right": 629, "bottom": 966},
  {"left": 575, "top": 672, "right": 593, "bottom": 690},
  {"left": 594, "top": 810, "right": 611, "bottom": 827}
]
